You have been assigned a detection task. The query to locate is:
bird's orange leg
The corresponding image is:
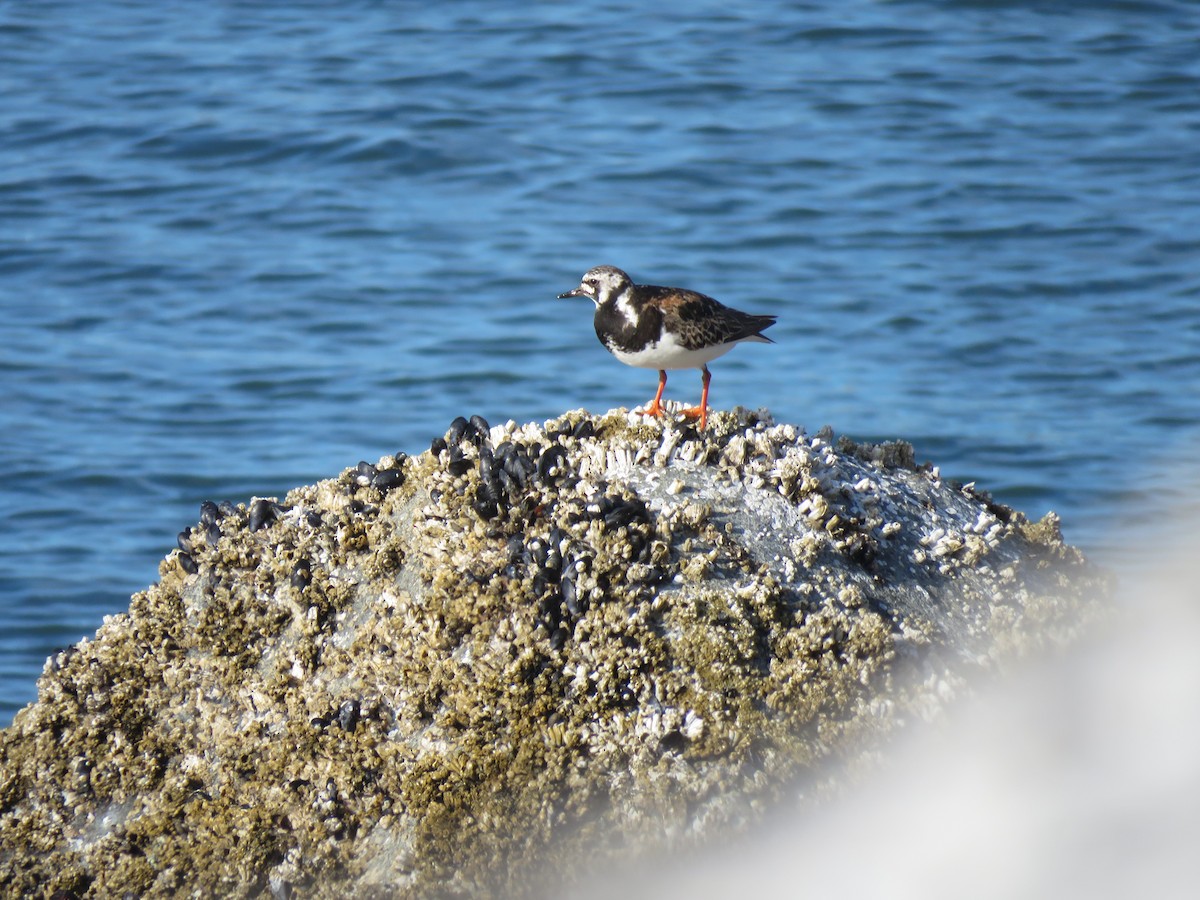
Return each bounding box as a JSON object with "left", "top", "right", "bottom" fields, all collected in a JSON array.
[
  {"left": 680, "top": 366, "right": 711, "bottom": 430},
  {"left": 642, "top": 369, "right": 668, "bottom": 418}
]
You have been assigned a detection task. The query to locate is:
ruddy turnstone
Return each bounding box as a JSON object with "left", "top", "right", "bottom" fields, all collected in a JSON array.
[{"left": 558, "top": 265, "right": 777, "bottom": 430}]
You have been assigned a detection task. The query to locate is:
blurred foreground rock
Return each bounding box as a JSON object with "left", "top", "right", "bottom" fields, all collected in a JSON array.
[{"left": 0, "top": 407, "right": 1105, "bottom": 898}]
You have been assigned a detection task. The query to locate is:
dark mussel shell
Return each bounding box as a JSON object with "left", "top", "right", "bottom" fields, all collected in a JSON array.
[
  {"left": 371, "top": 468, "right": 405, "bottom": 493},
  {"left": 248, "top": 498, "right": 280, "bottom": 532}
]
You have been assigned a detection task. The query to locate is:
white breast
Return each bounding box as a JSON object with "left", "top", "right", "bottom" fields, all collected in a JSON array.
[{"left": 606, "top": 330, "right": 749, "bottom": 370}]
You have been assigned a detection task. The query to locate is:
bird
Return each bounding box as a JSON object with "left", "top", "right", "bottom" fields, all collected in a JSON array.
[{"left": 558, "top": 265, "right": 776, "bottom": 430}]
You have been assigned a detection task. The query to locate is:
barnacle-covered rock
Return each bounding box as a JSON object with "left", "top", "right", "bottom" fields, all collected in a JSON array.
[{"left": 0, "top": 407, "right": 1105, "bottom": 898}]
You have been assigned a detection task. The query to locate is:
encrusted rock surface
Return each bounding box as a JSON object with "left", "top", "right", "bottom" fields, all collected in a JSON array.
[{"left": 0, "top": 407, "right": 1105, "bottom": 898}]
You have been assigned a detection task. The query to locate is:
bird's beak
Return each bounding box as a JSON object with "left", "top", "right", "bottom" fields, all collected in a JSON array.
[{"left": 557, "top": 287, "right": 586, "bottom": 299}]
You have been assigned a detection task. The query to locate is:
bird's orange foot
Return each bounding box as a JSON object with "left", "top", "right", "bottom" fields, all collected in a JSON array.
[
  {"left": 679, "top": 406, "right": 709, "bottom": 430},
  {"left": 641, "top": 399, "right": 666, "bottom": 418}
]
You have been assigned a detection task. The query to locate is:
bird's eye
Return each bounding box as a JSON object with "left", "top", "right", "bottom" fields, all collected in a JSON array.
[{"left": 585, "top": 278, "right": 597, "bottom": 287}]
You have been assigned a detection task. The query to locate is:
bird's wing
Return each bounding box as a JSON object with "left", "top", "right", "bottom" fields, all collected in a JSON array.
[{"left": 647, "top": 287, "right": 777, "bottom": 349}]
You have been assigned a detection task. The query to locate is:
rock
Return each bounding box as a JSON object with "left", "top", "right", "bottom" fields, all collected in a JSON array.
[{"left": 0, "top": 407, "right": 1106, "bottom": 898}]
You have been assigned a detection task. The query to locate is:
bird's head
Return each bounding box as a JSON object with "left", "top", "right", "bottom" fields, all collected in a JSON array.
[{"left": 557, "top": 265, "right": 632, "bottom": 307}]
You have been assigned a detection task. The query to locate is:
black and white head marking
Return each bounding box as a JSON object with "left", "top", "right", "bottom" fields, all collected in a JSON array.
[{"left": 559, "top": 265, "right": 629, "bottom": 304}]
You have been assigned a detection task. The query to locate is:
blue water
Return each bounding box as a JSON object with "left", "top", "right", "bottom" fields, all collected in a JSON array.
[{"left": 2, "top": 0, "right": 1198, "bottom": 725}]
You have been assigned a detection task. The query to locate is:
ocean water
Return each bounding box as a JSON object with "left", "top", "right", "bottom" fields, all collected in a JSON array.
[{"left": 2, "top": 0, "right": 1198, "bottom": 725}]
